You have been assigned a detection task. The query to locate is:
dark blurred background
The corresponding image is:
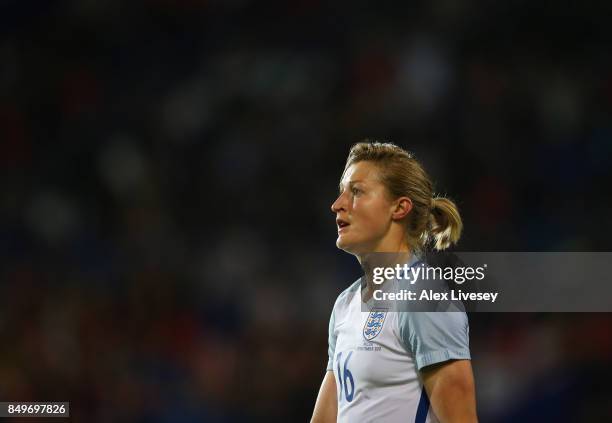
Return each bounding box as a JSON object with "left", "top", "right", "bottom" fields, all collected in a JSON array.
[{"left": 1, "top": 0, "right": 611, "bottom": 422}]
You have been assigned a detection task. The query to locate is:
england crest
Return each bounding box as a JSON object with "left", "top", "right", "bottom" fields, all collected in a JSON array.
[{"left": 363, "top": 309, "right": 387, "bottom": 341}]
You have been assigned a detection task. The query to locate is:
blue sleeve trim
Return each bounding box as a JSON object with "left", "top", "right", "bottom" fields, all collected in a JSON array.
[{"left": 416, "top": 349, "right": 471, "bottom": 370}]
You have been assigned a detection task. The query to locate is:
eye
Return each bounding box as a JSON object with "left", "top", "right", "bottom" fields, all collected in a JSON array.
[{"left": 351, "top": 187, "right": 362, "bottom": 195}]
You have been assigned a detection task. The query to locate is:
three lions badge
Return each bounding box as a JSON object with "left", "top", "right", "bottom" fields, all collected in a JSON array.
[{"left": 363, "top": 309, "right": 387, "bottom": 341}]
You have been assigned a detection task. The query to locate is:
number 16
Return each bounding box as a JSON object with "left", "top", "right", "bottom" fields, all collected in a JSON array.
[{"left": 335, "top": 351, "right": 355, "bottom": 402}]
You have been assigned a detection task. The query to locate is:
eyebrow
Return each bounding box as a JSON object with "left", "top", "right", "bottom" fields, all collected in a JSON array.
[{"left": 338, "top": 179, "right": 364, "bottom": 192}]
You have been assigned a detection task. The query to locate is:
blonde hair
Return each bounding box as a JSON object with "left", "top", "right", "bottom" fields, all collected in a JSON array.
[{"left": 342, "top": 141, "right": 462, "bottom": 252}]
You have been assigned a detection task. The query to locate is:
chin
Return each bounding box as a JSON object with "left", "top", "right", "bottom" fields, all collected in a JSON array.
[
  {"left": 336, "top": 236, "right": 361, "bottom": 255},
  {"left": 336, "top": 236, "right": 350, "bottom": 251}
]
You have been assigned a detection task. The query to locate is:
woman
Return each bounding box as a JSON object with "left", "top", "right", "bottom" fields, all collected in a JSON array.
[{"left": 311, "top": 142, "right": 477, "bottom": 423}]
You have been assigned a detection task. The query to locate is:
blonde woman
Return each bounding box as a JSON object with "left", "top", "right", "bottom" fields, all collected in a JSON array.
[{"left": 311, "top": 142, "right": 477, "bottom": 423}]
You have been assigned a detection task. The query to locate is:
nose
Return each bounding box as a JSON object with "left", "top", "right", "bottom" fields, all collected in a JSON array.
[{"left": 331, "top": 191, "right": 347, "bottom": 213}]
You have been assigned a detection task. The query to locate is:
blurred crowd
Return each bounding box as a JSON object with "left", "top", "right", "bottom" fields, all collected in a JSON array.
[{"left": 1, "top": 1, "right": 611, "bottom": 421}]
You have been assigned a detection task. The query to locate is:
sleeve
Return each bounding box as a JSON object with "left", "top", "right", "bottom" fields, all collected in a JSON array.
[
  {"left": 398, "top": 311, "right": 470, "bottom": 371},
  {"left": 326, "top": 305, "right": 337, "bottom": 371}
]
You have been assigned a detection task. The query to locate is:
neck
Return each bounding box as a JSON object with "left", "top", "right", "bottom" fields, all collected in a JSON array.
[
  {"left": 357, "top": 243, "right": 412, "bottom": 301},
  {"left": 356, "top": 239, "right": 411, "bottom": 268}
]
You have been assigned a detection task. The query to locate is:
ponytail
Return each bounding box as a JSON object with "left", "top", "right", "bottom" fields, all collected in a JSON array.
[{"left": 428, "top": 197, "right": 463, "bottom": 251}]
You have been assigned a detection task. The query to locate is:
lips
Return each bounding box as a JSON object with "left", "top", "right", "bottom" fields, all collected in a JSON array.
[{"left": 336, "top": 218, "right": 350, "bottom": 231}]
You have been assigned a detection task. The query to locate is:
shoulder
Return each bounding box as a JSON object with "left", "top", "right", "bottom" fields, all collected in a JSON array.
[{"left": 331, "top": 277, "right": 362, "bottom": 312}]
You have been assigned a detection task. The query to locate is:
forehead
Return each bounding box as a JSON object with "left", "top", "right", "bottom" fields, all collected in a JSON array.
[{"left": 340, "top": 161, "right": 381, "bottom": 186}]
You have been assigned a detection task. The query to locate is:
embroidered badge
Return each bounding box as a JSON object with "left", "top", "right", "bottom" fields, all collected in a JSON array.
[{"left": 363, "top": 309, "right": 387, "bottom": 341}]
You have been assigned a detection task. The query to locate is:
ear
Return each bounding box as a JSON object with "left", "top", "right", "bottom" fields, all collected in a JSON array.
[{"left": 391, "top": 197, "right": 412, "bottom": 220}]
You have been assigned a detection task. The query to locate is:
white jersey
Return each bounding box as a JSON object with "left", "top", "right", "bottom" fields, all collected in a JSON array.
[{"left": 327, "top": 257, "right": 471, "bottom": 423}]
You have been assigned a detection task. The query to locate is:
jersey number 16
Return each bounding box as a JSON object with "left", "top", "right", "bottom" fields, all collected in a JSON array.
[{"left": 335, "top": 351, "right": 355, "bottom": 402}]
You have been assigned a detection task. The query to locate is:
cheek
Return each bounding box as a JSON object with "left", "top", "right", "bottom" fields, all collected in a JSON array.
[{"left": 353, "top": 199, "right": 389, "bottom": 232}]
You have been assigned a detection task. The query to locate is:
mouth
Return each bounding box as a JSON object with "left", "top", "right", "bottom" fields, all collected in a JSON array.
[{"left": 336, "top": 218, "right": 350, "bottom": 232}]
